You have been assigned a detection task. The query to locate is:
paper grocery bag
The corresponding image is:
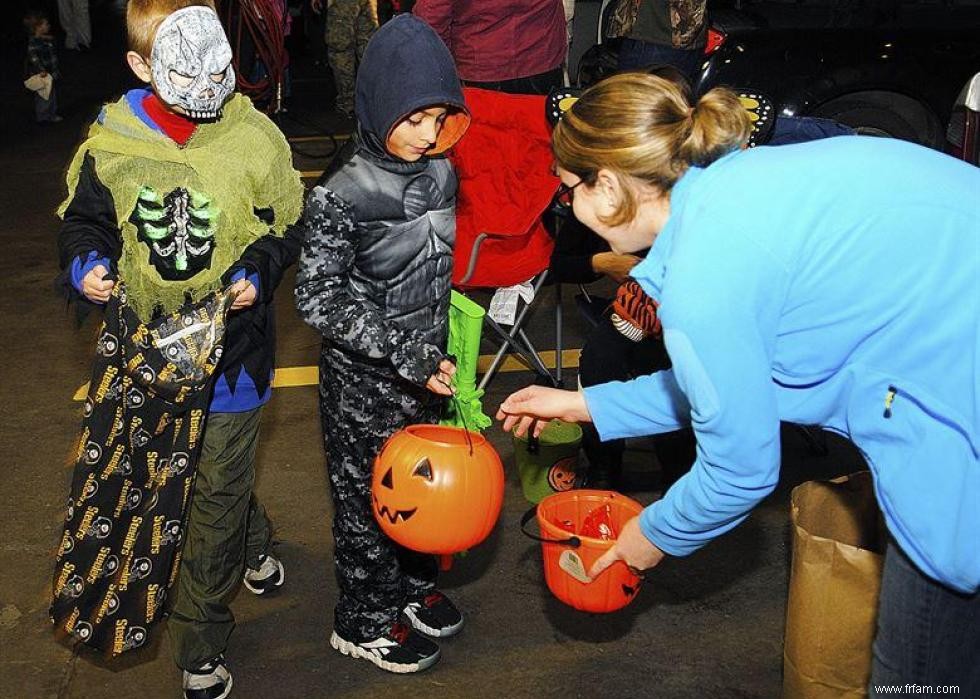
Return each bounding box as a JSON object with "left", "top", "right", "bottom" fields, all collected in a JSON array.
[
  {"left": 24, "top": 73, "right": 53, "bottom": 100},
  {"left": 782, "top": 471, "right": 888, "bottom": 699}
]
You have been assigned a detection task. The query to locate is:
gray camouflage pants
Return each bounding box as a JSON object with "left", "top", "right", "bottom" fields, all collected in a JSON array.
[{"left": 319, "top": 347, "right": 438, "bottom": 642}]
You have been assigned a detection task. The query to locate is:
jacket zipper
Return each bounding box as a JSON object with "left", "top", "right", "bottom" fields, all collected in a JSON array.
[{"left": 883, "top": 385, "right": 897, "bottom": 419}]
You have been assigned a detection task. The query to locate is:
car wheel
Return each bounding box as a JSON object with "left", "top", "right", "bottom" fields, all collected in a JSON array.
[
  {"left": 576, "top": 42, "right": 621, "bottom": 88},
  {"left": 813, "top": 91, "right": 944, "bottom": 148}
]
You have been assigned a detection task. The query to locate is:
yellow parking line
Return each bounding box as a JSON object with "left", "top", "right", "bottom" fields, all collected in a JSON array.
[
  {"left": 72, "top": 349, "right": 580, "bottom": 400},
  {"left": 270, "top": 365, "right": 318, "bottom": 388}
]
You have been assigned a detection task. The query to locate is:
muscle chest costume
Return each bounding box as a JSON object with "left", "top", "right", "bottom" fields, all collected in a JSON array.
[
  {"left": 329, "top": 149, "right": 456, "bottom": 349},
  {"left": 294, "top": 14, "right": 470, "bottom": 642}
]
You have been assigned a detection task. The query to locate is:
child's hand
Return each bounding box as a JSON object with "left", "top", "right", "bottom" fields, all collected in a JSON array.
[
  {"left": 229, "top": 279, "right": 257, "bottom": 310},
  {"left": 592, "top": 251, "right": 642, "bottom": 283},
  {"left": 82, "top": 264, "right": 114, "bottom": 304},
  {"left": 425, "top": 359, "right": 457, "bottom": 396}
]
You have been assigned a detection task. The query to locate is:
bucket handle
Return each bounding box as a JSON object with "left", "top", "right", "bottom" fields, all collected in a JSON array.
[
  {"left": 525, "top": 420, "right": 540, "bottom": 455},
  {"left": 519, "top": 506, "right": 581, "bottom": 548}
]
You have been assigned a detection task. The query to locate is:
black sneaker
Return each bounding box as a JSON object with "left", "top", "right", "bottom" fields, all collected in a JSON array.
[
  {"left": 182, "top": 656, "right": 232, "bottom": 699},
  {"left": 330, "top": 622, "right": 440, "bottom": 673},
  {"left": 404, "top": 591, "right": 464, "bottom": 638},
  {"left": 242, "top": 553, "right": 284, "bottom": 595}
]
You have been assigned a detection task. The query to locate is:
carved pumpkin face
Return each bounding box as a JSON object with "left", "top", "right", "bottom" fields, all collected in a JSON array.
[
  {"left": 547, "top": 456, "right": 578, "bottom": 492},
  {"left": 372, "top": 425, "right": 505, "bottom": 554},
  {"left": 373, "top": 456, "right": 431, "bottom": 527}
]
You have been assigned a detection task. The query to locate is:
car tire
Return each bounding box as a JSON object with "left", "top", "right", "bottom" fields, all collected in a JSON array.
[
  {"left": 813, "top": 92, "right": 944, "bottom": 148},
  {"left": 576, "top": 41, "right": 621, "bottom": 87}
]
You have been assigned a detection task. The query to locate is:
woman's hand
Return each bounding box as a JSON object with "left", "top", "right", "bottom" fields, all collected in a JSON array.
[
  {"left": 425, "top": 359, "right": 457, "bottom": 396},
  {"left": 588, "top": 515, "right": 666, "bottom": 580},
  {"left": 496, "top": 385, "right": 592, "bottom": 438},
  {"left": 229, "top": 279, "right": 257, "bottom": 310},
  {"left": 81, "top": 264, "right": 114, "bottom": 304}
]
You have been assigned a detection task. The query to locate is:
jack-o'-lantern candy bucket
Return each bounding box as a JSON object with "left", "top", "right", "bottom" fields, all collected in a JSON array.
[
  {"left": 372, "top": 424, "right": 505, "bottom": 554},
  {"left": 521, "top": 489, "right": 644, "bottom": 613},
  {"left": 512, "top": 419, "right": 583, "bottom": 504}
]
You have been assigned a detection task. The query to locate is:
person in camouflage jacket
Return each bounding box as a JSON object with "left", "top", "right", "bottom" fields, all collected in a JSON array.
[{"left": 607, "top": 0, "right": 706, "bottom": 82}]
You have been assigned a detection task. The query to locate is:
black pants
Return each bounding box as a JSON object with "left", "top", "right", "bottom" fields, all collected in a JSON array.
[
  {"left": 578, "top": 316, "right": 695, "bottom": 488},
  {"left": 464, "top": 66, "right": 564, "bottom": 97}
]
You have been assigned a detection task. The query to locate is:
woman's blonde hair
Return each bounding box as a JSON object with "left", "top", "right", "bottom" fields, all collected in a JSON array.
[
  {"left": 127, "top": 0, "right": 217, "bottom": 57},
  {"left": 553, "top": 72, "right": 752, "bottom": 227}
]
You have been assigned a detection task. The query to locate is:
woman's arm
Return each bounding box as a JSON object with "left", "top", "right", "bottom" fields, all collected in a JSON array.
[{"left": 636, "top": 226, "right": 788, "bottom": 556}]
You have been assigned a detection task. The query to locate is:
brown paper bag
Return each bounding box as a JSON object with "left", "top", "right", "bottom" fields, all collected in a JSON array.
[
  {"left": 24, "top": 72, "right": 53, "bottom": 100},
  {"left": 782, "top": 471, "right": 888, "bottom": 699}
]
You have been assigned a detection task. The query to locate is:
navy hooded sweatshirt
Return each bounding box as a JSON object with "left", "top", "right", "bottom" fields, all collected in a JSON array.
[
  {"left": 354, "top": 14, "right": 469, "bottom": 159},
  {"left": 295, "top": 14, "right": 470, "bottom": 387}
]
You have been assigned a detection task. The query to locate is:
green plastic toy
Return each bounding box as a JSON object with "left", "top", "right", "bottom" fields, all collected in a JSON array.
[{"left": 441, "top": 290, "right": 492, "bottom": 431}]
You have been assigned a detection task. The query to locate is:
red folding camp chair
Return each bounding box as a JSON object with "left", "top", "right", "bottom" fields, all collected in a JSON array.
[{"left": 449, "top": 87, "right": 564, "bottom": 389}]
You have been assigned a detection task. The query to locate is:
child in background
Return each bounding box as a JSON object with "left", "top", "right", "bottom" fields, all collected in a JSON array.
[
  {"left": 24, "top": 11, "right": 62, "bottom": 123},
  {"left": 56, "top": 1, "right": 303, "bottom": 696},
  {"left": 295, "top": 14, "right": 469, "bottom": 674}
]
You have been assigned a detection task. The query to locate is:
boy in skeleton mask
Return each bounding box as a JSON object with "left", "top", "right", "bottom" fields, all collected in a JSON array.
[{"left": 56, "top": 2, "right": 304, "bottom": 697}]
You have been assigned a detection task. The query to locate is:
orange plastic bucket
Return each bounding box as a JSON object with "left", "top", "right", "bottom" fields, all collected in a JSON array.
[{"left": 521, "top": 489, "right": 644, "bottom": 613}]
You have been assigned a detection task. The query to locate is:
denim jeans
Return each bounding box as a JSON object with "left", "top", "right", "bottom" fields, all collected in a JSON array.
[
  {"left": 869, "top": 539, "right": 980, "bottom": 697},
  {"left": 617, "top": 38, "right": 703, "bottom": 86},
  {"left": 768, "top": 115, "right": 855, "bottom": 145},
  {"left": 34, "top": 85, "right": 58, "bottom": 122}
]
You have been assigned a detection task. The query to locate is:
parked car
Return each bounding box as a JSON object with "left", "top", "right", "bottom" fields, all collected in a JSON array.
[
  {"left": 699, "top": 21, "right": 980, "bottom": 147},
  {"left": 577, "top": 4, "right": 980, "bottom": 149},
  {"left": 946, "top": 72, "right": 980, "bottom": 164}
]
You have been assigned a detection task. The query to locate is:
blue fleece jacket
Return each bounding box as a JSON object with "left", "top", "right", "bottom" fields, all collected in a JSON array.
[{"left": 585, "top": 136, "right": 980, "bottom": 593}]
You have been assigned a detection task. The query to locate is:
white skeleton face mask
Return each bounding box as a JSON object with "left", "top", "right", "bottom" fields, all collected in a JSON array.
[{"left": 150, "top": 6, "right": 235, "bottom": 120}]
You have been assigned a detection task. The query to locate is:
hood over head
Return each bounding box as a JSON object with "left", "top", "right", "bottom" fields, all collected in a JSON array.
[{"left": 355, "top": 14, "right": 469, "bottom": 159}]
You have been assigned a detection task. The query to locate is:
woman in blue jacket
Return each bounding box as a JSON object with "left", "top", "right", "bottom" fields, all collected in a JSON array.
[{"left": 498, "top": 72, "right": 979, "bottom": 694}]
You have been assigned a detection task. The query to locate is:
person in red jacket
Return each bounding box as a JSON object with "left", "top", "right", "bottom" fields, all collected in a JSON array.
[{"left": 414, "top": 0, "right": 566, "bottom": 95}]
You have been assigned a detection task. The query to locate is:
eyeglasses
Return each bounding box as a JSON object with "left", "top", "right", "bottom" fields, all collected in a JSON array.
[{"left": 551, "top": 179, "right": 584, "bottom": 210}]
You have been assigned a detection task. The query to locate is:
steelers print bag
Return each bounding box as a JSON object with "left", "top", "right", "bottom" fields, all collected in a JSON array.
[{"left": 51, "top": 283, "right": 234, "bottom": 656}]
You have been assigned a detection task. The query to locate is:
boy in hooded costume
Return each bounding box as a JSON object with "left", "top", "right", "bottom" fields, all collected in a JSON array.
[
  {"left": 295, "top": 14, "right": 469, "bottom": 673},
  {"left": 54, "top": 1, "right": 304, "bottom": 697}
]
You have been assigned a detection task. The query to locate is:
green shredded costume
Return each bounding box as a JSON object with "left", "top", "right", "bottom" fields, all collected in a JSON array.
[{"left": 59, "top": 93, "right": 304, "bottom": 320}]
